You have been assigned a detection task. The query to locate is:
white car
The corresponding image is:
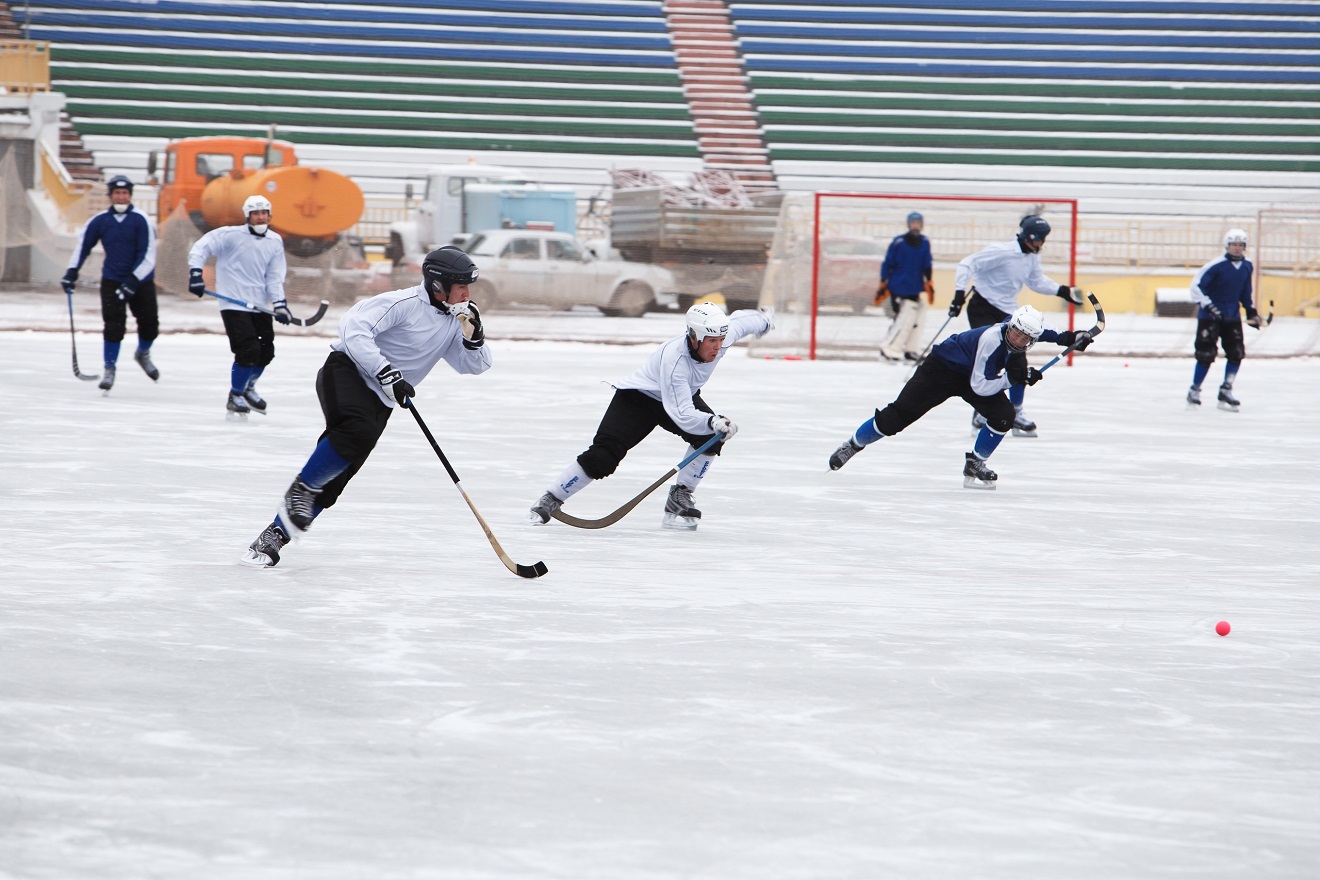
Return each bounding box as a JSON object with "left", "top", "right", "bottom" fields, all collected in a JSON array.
[{"left": 461, "top": 230, "right": 676, "bottom": 317}]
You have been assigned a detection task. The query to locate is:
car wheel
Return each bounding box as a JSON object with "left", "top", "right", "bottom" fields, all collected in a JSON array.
[{"left": 601, "top": 282, "right": 653, "bottom": 318}]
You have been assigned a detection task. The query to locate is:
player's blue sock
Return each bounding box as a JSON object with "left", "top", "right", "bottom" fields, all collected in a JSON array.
[
  {"left": 853, "top": 416, "right": 884, "bottom": 446},
  {"left": 247, "top": 366, "right": 264, "bottom": 390},
  {"left": 1009, "top": 383, "right": 1025, "bottom": 408},
  {"left": 1223, "top": 362, "right": 1240, "bottom": 387},
  {"left": 1192, "top": 362, "right": 1210, "bottom": 388},
  {"left": 299, "top": 438, "right": 351, "bottom": 490},
  {"left": 103, "top": 340, "right": 121, "bottom": 367},
  {"left": 230, "top": 363, "right": 257, "bottom": 395},
  {"left": 973, "top": 426, "right": 1006, "bottom": 460}
]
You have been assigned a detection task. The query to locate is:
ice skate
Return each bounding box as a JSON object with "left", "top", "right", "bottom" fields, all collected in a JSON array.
[
  {"left": 829, "top": 438, "right": 863, "bottom": 471},
  {"left": 1011, "top": 411, "right": 1038, "bottom": 438},
  {"left": 528, "top": 491, "right": 563, "bottom": 525},
  {"left": 98, "top": 365, "right": 115, "bottom": 394},
  {"left": 962, "top": 452, "right": 998, "bottom": 490},
  {"left": 1186, "top": 385, "right": 1202, "bottom": 409},
  {"left": 878, "top": 348, "right": 901, "bottom": 364},
  {"left": 239, "top": 521, "right": 290, "bottom": 568},
  {"left": 661, "top": 483, "right": 701, "bottom": 530},
  {"left": 242, "top": 383, "right": 268, "bottom": 414},
  {"left": 1217, "top": 384, "right": 1240, "bottom": 412},
  {"left": 226, "top": 391, "right": 251, "bottom": 422},
  {"left": 279, "top": 477, "right": 317, "bottom": 537},
  {"left": 133, "top": 348, "right": 159, "bottom": 381}
]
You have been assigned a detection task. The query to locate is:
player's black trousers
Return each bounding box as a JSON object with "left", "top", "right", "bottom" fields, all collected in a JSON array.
[
  {"left": 312, "top": 351, "right": 394, "bottom": 509},
  {"left": 874, "top": 356, "right": 1015, "bottom": 436},
  {"left": 221, "top": 310, "right": 276, "bottom": 368},
  {"left": 98, "top": 278, "right": 159, "bottom": 344},
  {"left": 577, "top": 389, "right": 723, "bottom": 480},
  {"left": 967, "top": 290, "right": 1011, "bottom": 329},
  {"left": 1195, "top": 317, "right": 1245, "bottom": 365}
]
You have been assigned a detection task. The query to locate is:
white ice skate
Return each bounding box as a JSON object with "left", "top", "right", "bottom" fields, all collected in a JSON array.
[
  {"left": 226, "top": 391, "right": 251, "bottom": 422},
  {"left": 1217, "top": 384, "right": 1240, "bottom": 412},
  {"left": 962, "top": 453, "right": 998, "bottom": 490},
  {"left": 661, "top": 484, "right": 701, "bottom": 530}
]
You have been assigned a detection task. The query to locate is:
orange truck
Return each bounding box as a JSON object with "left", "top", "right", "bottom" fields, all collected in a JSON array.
[{"left": 150, "top": 135, "right": 369, "bottom": 298}]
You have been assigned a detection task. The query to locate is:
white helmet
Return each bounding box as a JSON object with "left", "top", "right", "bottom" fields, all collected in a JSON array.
[
  {"left": 242, "top": 194, "right": 273, "bottom": 217},
  {"left": 1005, "top": 305, "right": 1045, "bottom": 353},
  {"left": 686, "top": 301, "right": 729, "bottom": 343},
  {"left": 1224, "top": 228, "right": 1248, "bottom": 248}
]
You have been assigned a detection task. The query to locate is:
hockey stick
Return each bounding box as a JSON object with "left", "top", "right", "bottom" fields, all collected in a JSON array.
[
  {"left": 550, "top": 431, "right": 726, "bottom": 530},
  {"left": 902, "top": 312, "right": 956, "bottom": 381},
  {"left": 406, "top": 401, "right": 549, "bottom": 579},
  {"left": 202, "top": 289, "right": 330, "bottom": 327},
  {"left": 65, "top": 288, "right": 100, "bottom": 381},
  {"left": 1039, "top": 292, "right": 1107, "bottom": 374}
]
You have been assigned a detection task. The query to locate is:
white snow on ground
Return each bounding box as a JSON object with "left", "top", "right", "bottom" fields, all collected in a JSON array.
[{"left": 2, "top": 293, "right": 1318, "bottom": 879}]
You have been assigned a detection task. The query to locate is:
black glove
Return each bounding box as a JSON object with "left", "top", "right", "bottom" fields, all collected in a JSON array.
[
  {"left": 1246, "top": 313, "right": 1265, "bottom": 330},
  {"left": 948, "top": 289, "right": 966, "bottom": 318},
  {"left": 115, "top": 278, "right": 137, "bottom": 302},
  {"left": 1056, "top": 285, "right": 1084, "bottom": 305},
  {"left": 1056, "top": 330, "right": 1093, "bottom": 351},
  {"left": 376, "top": 365, "right": 416, "bottom": 406},
  {"left": 1205, "top": 303, "right": 1223, "bottom": 321},
  {"left": 459, "top": 301, "right": 484, "bottom": 350},
  {"left": 272, "top": 299, "right": 293, "bottom": 325},
  {"left": 61, "top": 268, "right": 78, "bottom": 295},
  {"left": 188, "top": 268, "right": 205, "bottom": 298},
  {"left": 1025, "top": 367, "right": 1044, "bottom": 387},
  {"left": 1006, "top": 351, "right": 1029, "bottom": 386}
]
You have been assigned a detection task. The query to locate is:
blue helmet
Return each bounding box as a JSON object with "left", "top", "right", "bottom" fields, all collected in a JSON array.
[
  {"left": 1018, "top": 215, "right": 1051, "bottom": 242},
  {"left": 906, "top": 211, "right": 923, "bottom": 224},
  {"left": 106, "top": 174, "right": 133, "bottom": 195}
]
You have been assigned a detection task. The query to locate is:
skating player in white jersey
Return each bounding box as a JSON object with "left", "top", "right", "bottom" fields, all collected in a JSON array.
[
  {"left": 240, "top": 246, "right": 491, "bottom": 568},
  {"left": 948, "top": 215, "right": 1084, "bottom": 437},
  {"left": 187, "top": 195, "right": 289, "bottom": 418},
  {"left": 1186, "top": 228, "right": 1265, "bottom": 411},
  {"left": 827, "top": 305, "right": 1092, "bottom": 489},
  {"left": 528, "top": 301, "right": 774, "bottom": 530}
]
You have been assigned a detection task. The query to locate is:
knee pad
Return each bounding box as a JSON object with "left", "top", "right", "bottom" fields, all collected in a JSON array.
[
  {"left": 1223, "top": 340, "right": 1245, "bottom": 362},
  {"left": 578, "top": 438, "right": 627, "bottom": 480},
  {"left": 233, "top": 341, "right": 262, "bottom": 368},
  {"left": 102, "top": 319, "right": 126, "bottom": 343},
  {"left": 988, "top": 415, "right": 1013, "bottom": 433}
]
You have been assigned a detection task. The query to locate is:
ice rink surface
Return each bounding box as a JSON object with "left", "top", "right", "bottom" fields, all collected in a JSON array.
[{"left": 2, "top": 310, "right": 1318, "bottom": 879}]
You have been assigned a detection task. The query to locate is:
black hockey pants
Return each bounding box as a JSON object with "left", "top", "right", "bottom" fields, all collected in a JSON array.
[
  {"left": 1194, "top": 317, "right": 1245, "bottom": 365},
  {"left": 99, "top": 277, "right": 159, "bottom": 344},
  {"left": 577, "top": 389, "right": 722, "bottom": 480},
  {"left": 967, "top": 290, "right": 1011, "bottom": 329},
  {"left": 874, "top": 356, "right": 1015, "bottom": 437},
  {"left": 221, "top": 309, "right": 276, "bottom": 369},
  {"left": 312, "top": 351, "right": 394, "bottom": 509}
]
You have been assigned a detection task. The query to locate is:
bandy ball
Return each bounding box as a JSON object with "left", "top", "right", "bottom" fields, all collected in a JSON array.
[{"left": 1215, "top": 620, "right": 1231, "bottom": 637}]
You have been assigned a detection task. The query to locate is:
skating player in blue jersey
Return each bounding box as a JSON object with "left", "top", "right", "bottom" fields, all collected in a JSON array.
[
  {"left": 827, "top": 305, "right": 1091, "bottom": 489},
  {"left": 1186, "top": 228, "right": 1265, "bottom": 412}
]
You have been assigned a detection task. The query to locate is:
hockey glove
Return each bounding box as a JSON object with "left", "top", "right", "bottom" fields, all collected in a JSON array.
[
  {"left": 115, "top": 278, "right": 137, "bottom": 302},
  {"left": 376, "top": 366, "right": 416, "bottom": 406},
  {"left": 61, "top": 268, "right": 78, "bottom": 295},
  {"left": 949, "top": 289, "right": 966, "bottom": 318},
  {"left": 188, "top": 268, "right": 206, "bottom": 298},
  {"left": 709, "top": 414, "right": 738, "bottom": 441},
  {"left": 758, "top": 306, "right": 775, "bottom": 336},
  {"left": 272, "top": 300, "right": 293, "bottom": 325},
  {"left": 1056, "top": 330, "right": 1093, "bottom": 351},
  {"left": 1246, "top": 313, "right": 1266, "bottom": 330},
  {"left": 874, "top": 281, "right": 889, "bottom": 307},
  {"left": 925, "top": 279, "right": 936, "bottom": 305},
  {"left": 1006, "top": 351, "right": 1029, "bottom": 386},
  {"left": 1205, "top": 303, "right": 1223, "bottom": 321},
  {"left": 458, "top": 301, "right": 484, "bottom": 350},
  {"left": 1025, "top": 367, "right": 1044, "bottom": 387},
  {"left": 1056, "top": 285, "right": 1084, "bottom": 305}
]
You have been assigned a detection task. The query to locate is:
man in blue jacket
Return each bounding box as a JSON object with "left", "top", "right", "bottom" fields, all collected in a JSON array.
[
  {"left": 876, "top": 211, "right": 934, "bottom": 362},
  {"left": 827, "top": 305, "right": 1091, "bottom": 489},
  {"left": 1187, "top": 228, "right": 1265, "bottom": 411},
  {"left": 62, "top": 175, "right": 159, "bottom": 393}
]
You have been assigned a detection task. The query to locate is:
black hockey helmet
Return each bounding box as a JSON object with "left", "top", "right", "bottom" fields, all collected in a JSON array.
[
  {"left": 1018, "top": 215, "right": 1051, "bottom": 243},
  {"left": 422, "top": 245, "right": 479, "bottom": 296},
  {"left": 106, "top": 174, "right": 133, "bottom": 195}
]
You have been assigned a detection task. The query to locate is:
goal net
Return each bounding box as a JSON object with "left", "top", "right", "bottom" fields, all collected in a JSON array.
[{"left": 749, "top": 192, "right": 1078, "bottom": 360}]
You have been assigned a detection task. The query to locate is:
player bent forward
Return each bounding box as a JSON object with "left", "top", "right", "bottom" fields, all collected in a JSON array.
[
  {"left": 241, "top": 246, "right": 489, "bottom": 567},
  {"left": 828, "top": 305, "right": 1091, "bottom": 489},
  {"left": 528, "top": 301, "right": 773, "bottom": 530}
]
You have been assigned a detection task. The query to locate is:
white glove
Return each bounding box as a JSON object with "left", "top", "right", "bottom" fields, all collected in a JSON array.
[
  {"left": 758, "top": 306, "right": 775, "bottom": 337},
  {"left": 709, "top": 414, "right": 737, "bottom": 440}
]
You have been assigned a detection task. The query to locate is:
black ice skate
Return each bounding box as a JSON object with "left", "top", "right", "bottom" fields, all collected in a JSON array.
[
  {"left": 133, "top": 348, "right": 159, "bottom": 381},
  {"left": 98, "top": 365, "right": 115, "bottom": 394},
  {"left": 226, "top": 391, "right": 251, "bottom": 422},
  {"left": 243, "top": 383, "right": 268, "bottom": 414},
  {"left": 1012, "top": 410, "right": 1038, "bottom": 438},
  {"left": 239, "top": 521, "right": 290, "bottom": 568},
  {"left": 1186, "top": 385, "right": 1202, "bottom": 408},
  {"left": 963, "top": 452, "right": 998, "bottom": 490},
  {"left": 829, "top": 438, "right": 863, "bottom": 471},
  {"left": 662, "top": 483, "right": 702, "bottom": 530},
  {"left": 279, "top": 477, "right": 318, "bottom": 537},
  {"left": 528, "top": 491, "right": 563, "bottom": 525},
  {"left": 1217, "top": 383, "right": 1240, "bottom": 412}
]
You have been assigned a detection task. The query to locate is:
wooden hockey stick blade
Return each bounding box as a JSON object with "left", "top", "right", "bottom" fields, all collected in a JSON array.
[
  {"left": 1041, "top": 292, "right": 1106, "bottom": 373},
  {"left": 551, "top": 468, "right": 677, "bottom": 530},
  {"left": 293, "top": 300, "right": 330, "bottom": 327},
  {"left": 457, "top": 483, "right": 549, "bottom": 578}
]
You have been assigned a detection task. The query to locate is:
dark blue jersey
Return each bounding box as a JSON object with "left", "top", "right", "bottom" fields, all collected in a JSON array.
[
  {"left": 880, "top": 233, "right": 933, "bottom": 298},
  {"left": 1191, "top": 254, "right": 1253, "bottom": 320},
  {"left": 67, "top": 205, "right": 156, "bottom": 285},
  {"left": 932, "top": 321, "right": 1062, "bottom": 396}
]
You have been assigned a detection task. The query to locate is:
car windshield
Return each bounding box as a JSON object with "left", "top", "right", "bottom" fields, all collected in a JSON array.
[{"left": 465, "top": 234, "right": 491, "bottom": 254}]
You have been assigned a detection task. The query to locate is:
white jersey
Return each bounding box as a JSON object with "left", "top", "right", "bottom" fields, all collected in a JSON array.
[
  {"left": 614, "top": 309, "right": 771, "bottom": 434},
  {"left": 187, "top": 225, "right": 287, "bottom": 311},
  {"left": 953, "top": 240, "right": 1062, "bottom": 314},
  {"left": 331, "top": 285, "right": 493, "bottom": 408}
]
